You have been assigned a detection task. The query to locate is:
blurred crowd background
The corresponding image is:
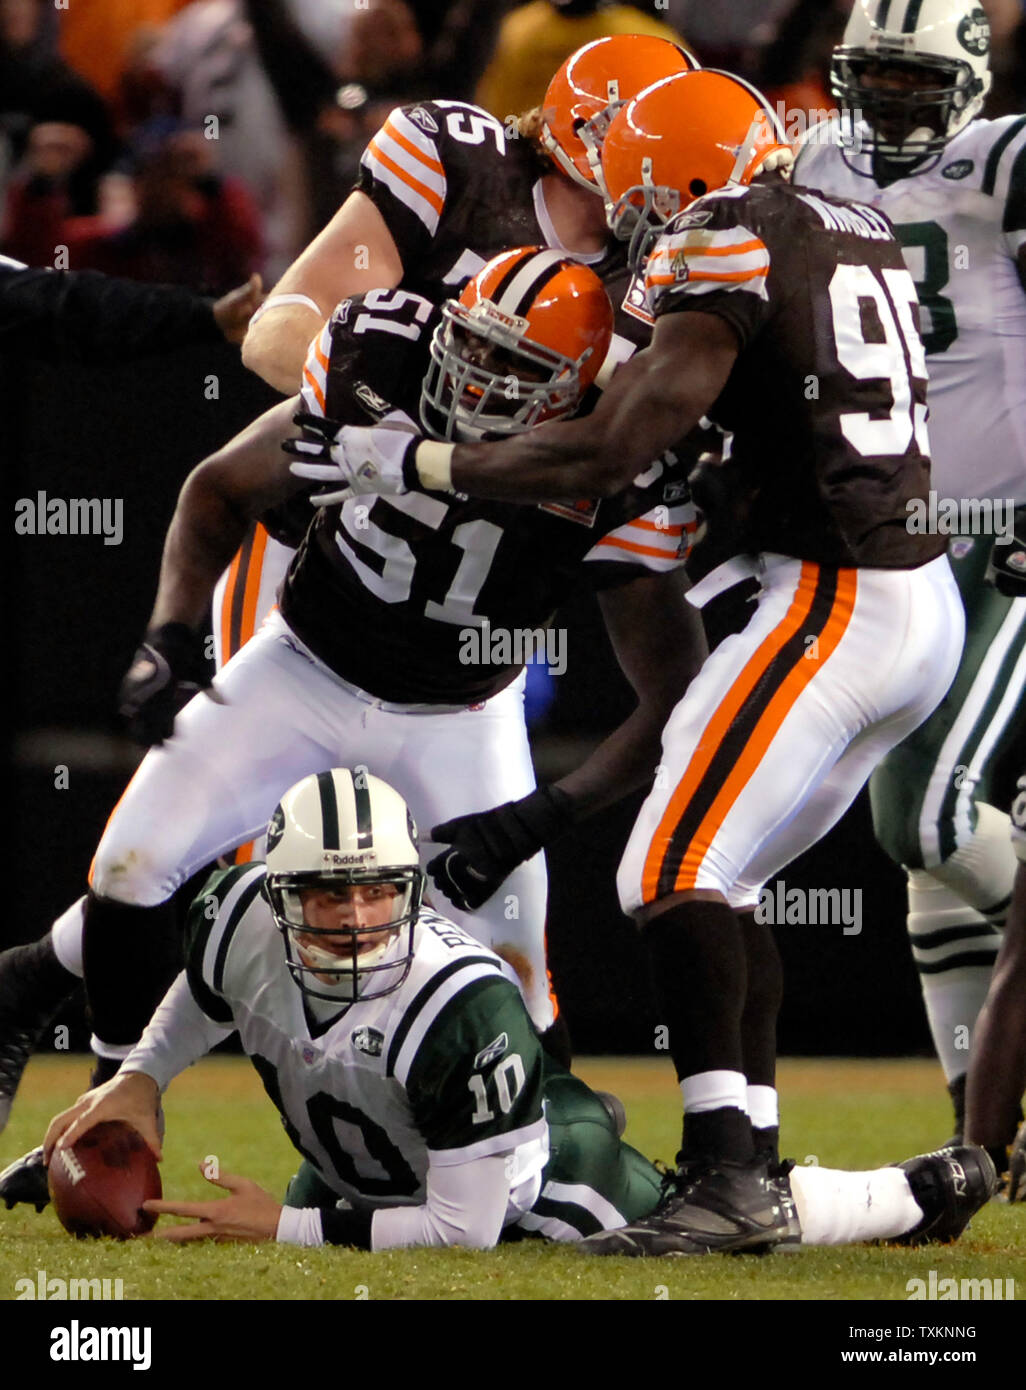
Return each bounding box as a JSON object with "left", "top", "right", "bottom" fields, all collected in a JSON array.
[
  {"left": 9, "top": 0, "right": 1026, "bottom": 1057},
  {"left": 5, "top": 0, "right": 1026, "bottom": 290}
]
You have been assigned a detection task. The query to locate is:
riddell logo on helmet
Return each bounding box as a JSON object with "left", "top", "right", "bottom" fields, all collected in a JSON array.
[{"left": 320, "top": 851, "right": 376, "bottom": 866}]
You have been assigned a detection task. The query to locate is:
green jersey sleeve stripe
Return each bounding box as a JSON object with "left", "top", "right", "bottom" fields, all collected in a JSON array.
[
  {"left": 212, "top": 872, "right": 264, "bottom": 994},
  {"left": 982, "top": 115, "right": 1026, "bottom": 196},
  {"left": 385, "top": 955, "right": 503, "bottom": 1077},
  {"left": 185, "top": 864, "right": 263, "bottom": 1022}
]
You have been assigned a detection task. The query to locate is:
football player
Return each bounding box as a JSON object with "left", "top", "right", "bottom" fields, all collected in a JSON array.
[
  {"left": 42, "top": 770, "right": 995, "bottom": 1253},
  {"left": 0, "top": 245, "right": 706, "bottom": 1211},
  {"left": 216, "top": 33, "right": 701, "bottom": 664},
  {"left": 0, "top": 32, "right": 701, "bottom": 1136},
  {"left": 792, "top": 0, "right": 1026, "bottom": 1146},
  {"left": 303, "top": 69, "right": 967, "bottom": 1254}
]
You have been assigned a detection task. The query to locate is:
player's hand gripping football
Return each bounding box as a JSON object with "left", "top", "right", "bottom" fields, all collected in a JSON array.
[
  {"left": 283, "top": 411, "right": 418, "bottom": 503},
  {"left": 428, "top": 786, "right": 575, "bottom": 912},
  {"left": 118, "top": 622, "right": 213, "bottom": 746},
  {"left": 44, "top": 1071, "right": 163, "bottom": 1163},
  {"left": 144, "top": 1163, "right": 281, "bottom": 1242}
]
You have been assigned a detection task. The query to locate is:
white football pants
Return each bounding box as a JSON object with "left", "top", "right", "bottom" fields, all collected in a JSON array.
[
  {"left": 84, "top": 609, "right": 554, "bottom": 1030},
  {"left": 618, "top": 554, "right": 965, "bottom": 914}
]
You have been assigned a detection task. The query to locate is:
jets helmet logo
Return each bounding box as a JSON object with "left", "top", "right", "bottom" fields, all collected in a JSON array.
[
  {"left": 266, "top": 805, "right": 286, "bottom": 853},
  {"left": 351, "top": 1026, "right": 385, "bottom": 1057},
  {"left": 957, "top": 8, "right": 990, "bottom": 56}
]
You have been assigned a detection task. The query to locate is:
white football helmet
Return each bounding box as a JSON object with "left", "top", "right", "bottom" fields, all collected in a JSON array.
[
  {"left": 263, "top": 768, "right": 423, "bottom": 1006},
  {"left": 831, "top": 0, "right": 991, "bottom": 174}
]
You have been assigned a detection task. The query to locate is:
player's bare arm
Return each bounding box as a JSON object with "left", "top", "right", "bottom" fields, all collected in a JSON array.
[
  {"left": 241, "top": 192, "right": 403, "bottom": 393},
  {"left": 964, "top": 862, "right": 1026, "bottom": 1158},
  {"left": 555, "top": 570, "right": 706, "bottom": 816},
  {"left": 442, "top": 313, "right": 738, "bottom": 502},
  {"left": 427, "top": 561, "right": 708, "bottom": 913},
  {"left": 149, "top": 397, "right": 307, "bottom": 630}
]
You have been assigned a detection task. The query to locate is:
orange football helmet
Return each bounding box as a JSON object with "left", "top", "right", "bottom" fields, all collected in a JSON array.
[
  {"left": 420, "top": 247, "right": 614, "bottom": 441},
  {"left": 540, "top": 34, "right": 700, "bottom": 194},
  {"left": 601, "top": 69, "right": 794, "bottom": 271}
]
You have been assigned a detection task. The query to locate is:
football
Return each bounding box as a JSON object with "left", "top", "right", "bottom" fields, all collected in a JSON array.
[{"left": 48, "top": 1121, "right": 162, "bottom": 1239}]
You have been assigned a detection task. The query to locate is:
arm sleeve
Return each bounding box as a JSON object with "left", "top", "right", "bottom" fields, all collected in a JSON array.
[
  {"left": 0, "top": 263, "right": 222, "bottom": 363},
  {"left": 276, "top": 1155, "right": 516, "bottom": 1250},
  {"left": 369, "top": 1155, "right": 513, "bottom": 1249},
  {"left": 119, "top": 972, "right": 235, "bottom": 1092}
]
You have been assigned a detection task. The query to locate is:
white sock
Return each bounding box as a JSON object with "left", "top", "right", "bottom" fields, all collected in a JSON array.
[
  {"left": 51, "top": 897, "right": 86, "bottom": 978},
  {"left": 746, "top": 1085, "right": 779, "bottom": 1131},
  {"left": 790, "top": 1163, "right": 922, "bottom": 1244},
  {"left": 680, "top": 1070, "right": 748, "bottom": 1113}
]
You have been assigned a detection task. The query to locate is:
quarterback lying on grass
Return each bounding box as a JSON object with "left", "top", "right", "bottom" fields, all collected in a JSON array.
[{"left": 43, "top": 771, "right": 995, "bottom": 1255}]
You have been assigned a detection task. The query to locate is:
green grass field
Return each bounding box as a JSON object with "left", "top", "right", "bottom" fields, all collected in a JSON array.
[{"left": 1, "top": 1054, "right": 1023, "bottom": 1301}]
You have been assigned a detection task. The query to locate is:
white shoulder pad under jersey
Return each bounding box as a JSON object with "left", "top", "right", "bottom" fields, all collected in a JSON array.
[{"left": 795, "top": 115, "right": 1026, "bottom": 503}]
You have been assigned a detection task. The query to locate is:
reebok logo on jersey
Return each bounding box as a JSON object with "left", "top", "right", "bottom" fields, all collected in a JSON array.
[
  {"left": 354, "top": 383, "right": 392, "bottom": 417},
  {"left": 407, "top": 107, "right": 439, "bottom": 135},
  {"left": 957, "top": 9, "right": 990, "bottom": 57},
  {"left": 474, "top": 1033, "right": 508, "bottom": 1070},
  {"left": 351, "top": 1026, "right": 384, "bottom": 1057},
  {"left": 942, "top": 159, "right": 974, "bottom": 180}
]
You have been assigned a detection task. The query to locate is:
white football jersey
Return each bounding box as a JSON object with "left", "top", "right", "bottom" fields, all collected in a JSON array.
[
  {"left": 795, "top": 116, "right": 1026, "bottom": 503},
  {"left": 182, "top": 865, "right": 549, "bottom": 1217}
]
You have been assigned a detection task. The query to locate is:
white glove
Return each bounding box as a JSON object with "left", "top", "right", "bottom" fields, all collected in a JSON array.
[{"left": 284, "top": 411, "right": 418, "bottom": 504}]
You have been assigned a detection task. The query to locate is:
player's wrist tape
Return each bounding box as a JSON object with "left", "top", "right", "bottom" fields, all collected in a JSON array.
[
  {"left": 412, "top": 440, "right": 455, "bottom": 493},
  {"left": 248, "top": 293, "right": 323, "bottom": 327}
]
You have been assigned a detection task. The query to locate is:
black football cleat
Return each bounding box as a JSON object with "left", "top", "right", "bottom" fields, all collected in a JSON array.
[
  {"left": 890, "top": 1145, "right": 998, "bottom": 1245},
  {"left": 0, "top": 936, "right": 77, "bottom": 1134},
  {"left": 0, "top": 1146, "right": 50, "bottom": 1212},
  {"left": 579, "top": 1157, "right": 796, "bottom": 1257}
]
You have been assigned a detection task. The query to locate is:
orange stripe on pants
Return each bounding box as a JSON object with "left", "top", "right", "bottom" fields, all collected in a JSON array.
[{"left": 672, "top": 569, "right": 858, "bottom": 892}]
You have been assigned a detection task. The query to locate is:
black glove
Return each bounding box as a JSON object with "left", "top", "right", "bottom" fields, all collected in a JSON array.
[
  {"left": 428, "top": 785, "right": 575, "bottom": 912},
  {"left": 985, "top": 506, "right": 1026, "bottom": 596},
  {"left": 118, "top": 622, "right": 211, "bottom": 746}
]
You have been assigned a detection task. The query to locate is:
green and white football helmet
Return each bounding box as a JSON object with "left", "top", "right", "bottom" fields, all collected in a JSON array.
[
  {"left": 263, "top": 768, "right": 423, "bottom": 1006},
  {"left": 831, "top": 0, "right": 992, "bottom": 175}
]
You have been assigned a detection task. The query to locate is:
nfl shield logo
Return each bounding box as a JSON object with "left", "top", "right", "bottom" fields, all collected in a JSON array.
[{"left": 301, "top": 1044, "right": 316, "bottom": 1064}]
